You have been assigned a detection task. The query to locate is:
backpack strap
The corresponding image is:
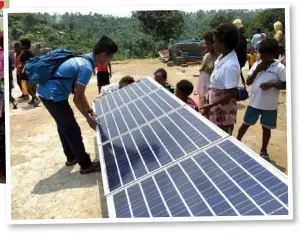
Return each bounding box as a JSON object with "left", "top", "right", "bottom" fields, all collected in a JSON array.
[{"left": 240, "top": 71, "right": 247, "bottom": 89}]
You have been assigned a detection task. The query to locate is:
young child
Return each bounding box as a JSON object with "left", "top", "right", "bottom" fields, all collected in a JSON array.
[
  {"left": 175, "top": 79, "right": 198, "bottom": 111},
  {"left": 196, "top": 31, "right": 219, "bottom": 108},
  {"left": 237, "top": 38, "right": 286, "bottom": 161},
  {"left": 95, "top": 76, "right": 135, "bottom": 100},
  {"left": 247, "top": 47, "right": 257, "bottom": 69}
]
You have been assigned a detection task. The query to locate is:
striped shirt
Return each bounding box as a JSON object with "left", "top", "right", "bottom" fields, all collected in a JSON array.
[{"left": 37, "top": 52, "right": 95, "bottom": 102}]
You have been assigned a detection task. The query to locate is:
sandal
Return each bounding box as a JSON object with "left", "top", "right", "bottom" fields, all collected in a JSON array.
[{"left": 260, "top": 151, "right": 270, "bottom": 161}]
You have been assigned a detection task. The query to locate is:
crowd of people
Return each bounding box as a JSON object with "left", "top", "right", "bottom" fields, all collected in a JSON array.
[{"left": 5, "top": 18, "right": 286, "bottom": 177}]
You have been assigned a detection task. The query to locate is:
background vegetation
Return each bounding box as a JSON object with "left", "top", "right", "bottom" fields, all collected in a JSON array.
[{"left": 8, "top": 8, "right": 285, "bottom": 60}]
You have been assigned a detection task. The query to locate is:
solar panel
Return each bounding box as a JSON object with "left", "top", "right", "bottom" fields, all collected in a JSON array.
[
  {"left": 106, "top": 138, "right": 288, "bottom": 218},
  {"left": 94, "top": 77, "right": 289, "bottom": 219}
]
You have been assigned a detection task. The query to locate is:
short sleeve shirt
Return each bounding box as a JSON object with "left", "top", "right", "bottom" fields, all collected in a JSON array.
[
  {"left": 37, "top": 52, "right": 95, "bottom": 101},
  {"left": 209, "top": 50, "right": 240, "bottom": 90},
  {"left": 247, "top": 60, "right": 286, "bottom": 110}
]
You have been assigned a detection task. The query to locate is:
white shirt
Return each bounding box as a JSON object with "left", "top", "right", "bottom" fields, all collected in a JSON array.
[
  {"left": 209, "top": 50, "right": 240, "bottom": 90},
  {"left": 248, "top": 60, "right": 286, "bottom": 110},
  {"left": 100, "top": 83, "right": 119, "bottom": 97}
]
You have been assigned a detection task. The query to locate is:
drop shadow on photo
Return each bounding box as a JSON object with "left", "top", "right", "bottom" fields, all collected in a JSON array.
[
  {"left": 32, "top": 137, "right": 102, "bottom": 198},
  {"left": 269, "top": 160, "right": 287, "bottom": 173}
]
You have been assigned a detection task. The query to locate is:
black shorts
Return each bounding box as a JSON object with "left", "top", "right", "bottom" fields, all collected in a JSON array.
[{"left": 97, "top": 71, "right": 110, "bottom": 87}]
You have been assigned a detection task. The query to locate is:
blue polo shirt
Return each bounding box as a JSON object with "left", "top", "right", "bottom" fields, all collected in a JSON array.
[{"left": 37, "top": 52, "right": 95, "bottom": 102}]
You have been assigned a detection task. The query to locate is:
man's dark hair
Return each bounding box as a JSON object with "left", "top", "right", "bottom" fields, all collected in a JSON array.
[
  {"left": 176, "top": 79, "right": 194, "bottom": 96},
  {"left": 119, "top": 76, "right": 135, "bottom": 87},
  {"left": 257, "top": 28, "right": 262, "bottom": 33},
  {"left": 93, "top": 36, "right": 118, "bottom": 55},
  {"left": 203, "top": 30, "right": 214, "bottom": 44},
  {"left": 155, "top": 68, "right": 167, "bottom": 80},
  {"left": 258, "top": 38, "right": 279, "bottom": 57},
  {"left": 20, "top": 38, "right": 31, "bottom": 49},
  {"left": 0, "top": 36, "right": 3, "bottom": 49},
  {"left": 214, "top": 23, "right": 240, "bottom": 51}
]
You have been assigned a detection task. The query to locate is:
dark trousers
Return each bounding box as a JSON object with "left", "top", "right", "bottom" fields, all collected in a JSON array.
[{"left": 41, "top": 98, "right": 92, "bottom": 169}]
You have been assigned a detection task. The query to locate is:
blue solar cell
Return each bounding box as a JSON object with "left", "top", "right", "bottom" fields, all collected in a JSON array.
[
  {"left": 123, "top": 85, "right": 138, "bottom": 100},
  {"left": 112, "top": 138, "right": 135, "bottom": 185},
  {"left": 106, "top": 93, "right": 117, "bottom": 110},
  {"left": 270, "top": 207, "right": 288, "bottom": 215},
  {"left": 120, "top": 106, "right": 137, "bottom": 130},
  {"left": 278, "top": 193, "right": 288, "bottom": 205},
  {"left": 130, "top": 83, "right": 144, "bottom": 97},
  {"left": 95, "top": 100, "right": 102, "bottom": 116},
  {"left": 105, "top": 112, "right": 119, "bottom": 139},
  {"left": 101, "top": 97, "right": 110, "bottom": 114},
  {"left": 154, "top": 171, "right": 191, "bottom": 217},
  {"left": 141, "top": 125, "right": 173, "bottom": 166},
  {"left": 136, "top": 80, "right": 151, "bottom": 93},
  {"left": 148, "top": 92, "right": 173, "bottom": 113},
  {"left": 122, "top": 134, "right": 148, "bottom": 179},
  {"left": 141, "top": 78, "right": 158, "bottom": 91},
  {"left": 127, "top": 102, "right": 146, "bottom": 125},
  {"left": 119, "top": 88, "right": 131, "bottom": 104},
  {"left": 243, "top": 208, "right": 263, "bottom": 216},
  {"left": 113, "top": 190, "right": 132, "bottom": 218},
  {"left": 150, "top": 120, "right": 185, "bottom": 160},
  {"left": 167, "top": 165, "right": 213, "bottom": 216},
  {"left": 131, "top": 129, "right": 160, "bottom": 172},
  {"left": 261, "top": 199, "right": 283, "bottom": 214},
  {"left": 141, "top": 178, "right": 170, "bottom": 217},
  {"left": 177, "top": 108, "right": 221, "bottom": 142},
  {"left": 102, "top": 143, "right": 121, "bottom": 191},
  {"left": 156, "top": 89, "right": 182, "bottom": 109},
  {"left": 111, "top": 91, "right": 124, "bottom": 107},
  {"left": 127, "top": 184, "right": 150, "bottom": 217},
  {"left": 99, "top": 116, "right": 109, "bottom": 143},
  {"left": 142, "top": 95, "right": 164, "bottom": 117},
  {"left": 112, "top": 109, "right": 128, "bottom": 134},
  {"left": 160, "top": 116, "right": 197, "bottom": 154},
  {"left": 134, "top": 99, "right": 154, "bottom": 122},
  {"left": 168, "top": 112, "right": 209, "bottom": 148}
]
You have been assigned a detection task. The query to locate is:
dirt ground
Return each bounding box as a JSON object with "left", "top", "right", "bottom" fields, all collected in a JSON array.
[{"left": 9, "top": 59, "right": 288, "bottom": 220}]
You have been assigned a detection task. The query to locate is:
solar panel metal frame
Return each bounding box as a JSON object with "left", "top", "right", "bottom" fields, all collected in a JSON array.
[
  {"left": 93, "top": 77, "right": 289, "bottom": 219},
  {"left": 105, "top": 137, "right": 288, "bottom": 218}
]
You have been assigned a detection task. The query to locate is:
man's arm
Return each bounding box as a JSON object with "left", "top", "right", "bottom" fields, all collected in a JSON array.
[{"left": 73, "top": 84, "right": 92, "bottom": 119}]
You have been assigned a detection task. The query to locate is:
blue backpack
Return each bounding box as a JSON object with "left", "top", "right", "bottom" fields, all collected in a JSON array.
[{"left": 24, "top": 48, "right": 94, "bottom": 85}]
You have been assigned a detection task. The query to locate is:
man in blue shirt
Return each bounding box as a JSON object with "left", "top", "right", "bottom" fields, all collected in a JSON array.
[
  {"left": 251, "top": 29, "right": 262, "bottom": 50},
  {"left": 37, "top": 36, "right": 118, "bottom": 174}
]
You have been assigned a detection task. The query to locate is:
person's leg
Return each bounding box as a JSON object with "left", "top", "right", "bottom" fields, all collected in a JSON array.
[
  {"left": 16, "top": 75, "right": 23, "bottom": 97},
  {"left": 238, "top": 105, "right": 260, "bottom": 138},
  {"left": 41, "top": 98, "right": 93, "bottom": 169},
  {"left": 237, "top": 124, "right": 250, "bottom": 141},
  {"left": 26, "top": 81, "right": 35, "bottom": 104},
  {"left": 259, "top": 109, "right": 277, "bottom": 160}
]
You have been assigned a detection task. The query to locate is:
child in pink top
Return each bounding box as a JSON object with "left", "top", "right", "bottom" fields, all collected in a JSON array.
[
  {"left": 175, "top": 79, "right": 198, "bottom": 111},
  {"left": 196, "top": 31, "right": 219, "bottom": 108}
]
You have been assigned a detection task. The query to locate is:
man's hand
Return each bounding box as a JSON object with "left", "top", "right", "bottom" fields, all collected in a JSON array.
[
  {"left": 199, "top": 104, "right": 212, "bottom": 116},
  {"left": 260, "top": 81, "right": 277, "bottom": 91},
  {"left": 87, "top": 117, "right": 97, "bottom": 131},
  {"left": 255, "top": 60, "right": 274, "bottom": 73}
]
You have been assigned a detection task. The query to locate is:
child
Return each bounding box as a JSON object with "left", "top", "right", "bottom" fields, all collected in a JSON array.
[
  {"left": 175, "top": 79, "right": 198, "bottom": 111},
  {"left": 237, "top": 38, "right": 286, "bottom": 161},
  {"left": 95, "top": 76, "right": 135, "bottom": 100},
  {"left": 97, "top": 62, "right": 112, "bottom": 94},
  {"left": 196, "top": 31, "right": 219, "bottom": 108},
  {"left": 247, "top": 47, "right": 257, "bottom": 69}
]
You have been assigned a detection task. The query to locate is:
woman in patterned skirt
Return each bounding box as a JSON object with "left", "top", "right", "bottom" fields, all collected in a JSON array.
[{"left": 199, "top": 23, "right": 240, "bottom": 135}]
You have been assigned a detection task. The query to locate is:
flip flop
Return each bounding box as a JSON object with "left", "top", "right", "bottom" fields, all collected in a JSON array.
[{"left": 260, "top": 151, "right": 270, "bottom": 161}]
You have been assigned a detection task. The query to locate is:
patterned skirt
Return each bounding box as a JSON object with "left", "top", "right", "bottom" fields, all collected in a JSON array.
[{"left": 208, "top": 88, "right": 237, "bottom": 126}]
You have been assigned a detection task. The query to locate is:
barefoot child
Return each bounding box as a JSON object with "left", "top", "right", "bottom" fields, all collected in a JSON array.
[
  {"left": 237, "top": 38, "right": 286, "bottom": 161},
  {"left": 196, "top": 31, "right": 219, "bottom": 108},
  {"left": 175, "top": 79, "right": 198, "bottom": 111}
]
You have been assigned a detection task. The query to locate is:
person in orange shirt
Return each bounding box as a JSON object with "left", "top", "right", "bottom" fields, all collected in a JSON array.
[
  {"left": 96, "top": 62, "right": 112, "bottom": 93},
  {"left": 247, "top": 47, "right": 257, "bottom": 69}
]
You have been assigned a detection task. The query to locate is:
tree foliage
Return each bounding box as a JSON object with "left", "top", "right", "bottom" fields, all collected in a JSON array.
[{"left": 8, "top": 9, "right": 285, "bottom": 60}]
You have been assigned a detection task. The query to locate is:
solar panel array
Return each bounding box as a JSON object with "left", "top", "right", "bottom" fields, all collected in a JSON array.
[{"left": 94, "top": 77, "right": 289, "bottom": 219}]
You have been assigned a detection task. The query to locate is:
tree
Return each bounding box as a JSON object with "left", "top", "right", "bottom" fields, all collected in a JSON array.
[
  {"left": 132, "top": 11, "right": 185, "bottom": 56},
  {"left": 245, "top": 8, "right": 285, "bottom": 39}
]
